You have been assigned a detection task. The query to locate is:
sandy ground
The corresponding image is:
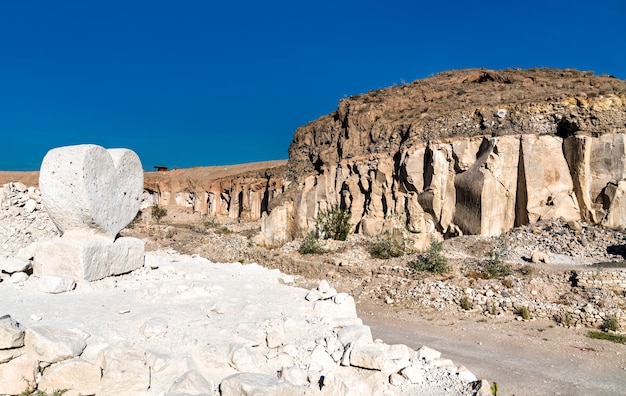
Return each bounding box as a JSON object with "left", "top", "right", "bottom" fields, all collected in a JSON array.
[{"left": 359, "top": 301, "right": 626, "bottom": 396}]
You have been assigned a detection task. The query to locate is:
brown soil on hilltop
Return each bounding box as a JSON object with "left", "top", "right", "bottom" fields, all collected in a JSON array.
[{"left": 0, "top": 160, "right": 287, "bottom": 190}]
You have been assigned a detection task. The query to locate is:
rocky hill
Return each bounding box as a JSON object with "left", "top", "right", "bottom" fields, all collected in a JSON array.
[{"left": 258, "top": 68, "right": 626, "bottom": 247}]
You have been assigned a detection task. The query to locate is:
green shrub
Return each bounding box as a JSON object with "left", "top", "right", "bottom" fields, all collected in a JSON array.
[
  {"left": 484, "top": 236, "right": 512, "bottom": 278},
  {"left": 299, "top": 231, "right": 327, "bottom": 254},
  {"left": 460, "top": 295, "right": 472, "bottom": 310},
  {"left": 151, "top": 204, "right": 167, "bottom": 226},
  {"left": 408, "top": 237, "right": 449, "bottom": 274},
  {"left": 368, "top": 232, "right": 405, "bottom": 259},
  {"left": 602, "top": 315, "right": 620, "bottom": 332},
  {"left": 315, "top": 204, "right": 351, "bottom": 241},
  {"left": 519, "top": 306, "right": 531, "bottom": 320}
]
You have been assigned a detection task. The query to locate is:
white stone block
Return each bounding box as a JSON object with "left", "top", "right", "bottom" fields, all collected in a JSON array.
[
  {"left": 39, "top": 358, "right": 102, "bottom": 396},
  {"left": 25, "top": 326, "right": 86, "bottom": 363},
  {"left": 0, "top": 354, "right": 38, "bottom": 395},
  {"left": 97, "top": 346, "right": 150, "bottom": 396},
  {"left": 35, "top": 236, "right": 144, "bottom": 281},
  {"left": 38, "top": 275, "right": 76, "bottom": 294}
]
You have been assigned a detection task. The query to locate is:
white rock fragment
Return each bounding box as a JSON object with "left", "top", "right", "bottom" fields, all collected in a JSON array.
[
  {"left": 417, "top": 345, "right": 441, "bottom": 362},
  {"left": 25, "top": 326, "right": 86, "bottom": 363},
  {"left": 9, "top": 271, "right": 28, "bottom": 283},
  {"left": 37, "top": 274, "right": 76, "bottom": 294},
  {"left": 337, "top": 325, "right": 373, "bottom": 346},
  {"left": 0, "top": 256, "right": 31, "bottom": 273},
  {"left": 0, "top": 354, "right": 38, "bottom": 395},
  {"left": 38, "top": 358, "right": 102, "bottom": 396},
  {"left": 0, "top": 315, "right": 25, "bottom": 349},
  {"left": 167, "top": 369, "right": 212, "bottom": 395},
  {"left": 140, "top": 317, "right": 168, "bottom": 339},
  {"left": 97, "top": 346, "right": 150, "bottom": 396}
]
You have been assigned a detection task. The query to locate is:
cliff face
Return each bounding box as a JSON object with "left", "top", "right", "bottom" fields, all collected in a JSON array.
[
  {"left": 144, "top": 161, "right": 286, "bottom": 221},
  {"left": 261, "top": 69, "right": 626, "bottom": 246}
]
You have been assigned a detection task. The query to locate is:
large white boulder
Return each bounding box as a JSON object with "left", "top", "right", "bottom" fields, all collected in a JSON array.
[{"left": 39, "top": 144, "right": 144, "bottom": 241}]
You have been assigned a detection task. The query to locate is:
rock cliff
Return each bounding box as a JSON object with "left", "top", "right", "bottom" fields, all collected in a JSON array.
[
  {"left": 143, "top": 160, "right": 286, "bottom": 221},
  {"left": 261, "top": 68, "right": 626, "bottom": 246}
]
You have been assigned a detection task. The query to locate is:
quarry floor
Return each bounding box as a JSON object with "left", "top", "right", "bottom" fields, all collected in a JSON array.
[{"left": 123, "top": 211, "right": 626, "bottom": 396}]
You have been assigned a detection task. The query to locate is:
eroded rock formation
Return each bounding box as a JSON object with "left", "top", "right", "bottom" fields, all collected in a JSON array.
[
  {"left": 261, "top": 69, "right": 626, "bottom": 245},
  {"left": 143, "top": 160, "right": 286, "bottom": 221}
]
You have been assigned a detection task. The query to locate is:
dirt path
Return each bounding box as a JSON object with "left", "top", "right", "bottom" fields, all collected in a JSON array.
[{"left": 358, "top": 302, "right": 626, "bottom": 396}]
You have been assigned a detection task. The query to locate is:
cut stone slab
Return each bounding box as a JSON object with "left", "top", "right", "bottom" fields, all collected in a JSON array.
[
  {"left": 38, "top": 358, "right": 102, "bottom": 396},
  {"left": 25, "top": 326, "right": 87, "bottom": 363},
  {"left": 34, "top": 236, "right": 144, "bottom": 281},
  {"left": 39, "top": 144, "right": 144, "bottom": 241},
  {"left": 0, "top": 315, "right": 25, "bottom": 349}
]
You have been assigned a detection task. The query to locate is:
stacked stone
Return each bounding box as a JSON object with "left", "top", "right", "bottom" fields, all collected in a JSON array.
[{"left": 576, "top": 269, "right": 626, "bottom": 291}]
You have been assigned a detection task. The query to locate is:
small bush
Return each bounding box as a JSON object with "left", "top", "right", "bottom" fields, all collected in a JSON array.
[
  {"left": 368, "top": 232, "right": 405, "bottom": 259},
  {"left": 315, "top": 204, "right": 351, "bottom": 241},
  {"left": 460, "top": 295, "right": 472, "bottom": 310},
  {"left": 602, "top": 315, "right": 620, "bottom": 332},
  {"left": 202, "top": 215, "right": 220, "bottom": 229},
  {"left": 408, "top": 237, "right": 449, "bottom": 274},
  {"left": 519, "top": 306, "right": 531, "bottom": 320},
  {"left": 484, "top": 237, "right": 512, "bottom": 278},
  {"left": 299, "top": 231, "right": 327, "bottom": 254},
  {"left": 151, "top": 204, "right": 167, "bottom": 226}
]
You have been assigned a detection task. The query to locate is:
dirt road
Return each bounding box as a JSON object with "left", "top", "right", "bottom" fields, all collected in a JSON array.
[{"left": 360, "top": 303, "right": 626, "bottom": 395}]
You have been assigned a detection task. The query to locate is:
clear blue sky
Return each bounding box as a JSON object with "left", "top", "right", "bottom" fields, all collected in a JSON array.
[{"left": 1, "top": 1, "right": 624, "bottom": 171}]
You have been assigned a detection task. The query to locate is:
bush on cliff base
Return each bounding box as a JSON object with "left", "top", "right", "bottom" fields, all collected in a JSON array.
[{"left": 315, "top": 204, "right": 351, "bottom": 241}]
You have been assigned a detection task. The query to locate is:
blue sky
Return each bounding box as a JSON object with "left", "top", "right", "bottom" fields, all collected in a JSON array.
[{"left": 1, "top": 1, "right": 624, "bottom": 171}]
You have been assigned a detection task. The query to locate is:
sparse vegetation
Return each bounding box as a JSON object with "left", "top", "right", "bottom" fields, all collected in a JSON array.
[
  {"left": 315, "top": 203, "right": 351, "bottom": 241},
  {"left": 587, "top": 330, "right": 626, "bottom": 344},
  {"left": 299, "top": 230, "right": 327, "bottom": 254},
  {"left": 151, "top": 204, "right": 167, "bottom": 226},
  {"left": 519, "top": 306, "right": 531, "bottom": 320},
  {"left": 602, "top": 315, "right": 620, "bottom": 332},
  {"left": 491, "top": 381, "right": 498, "bottom": 396},
  {"left": 408, "top": 237, "right": 449, "bottom": 274},
  {"left": 19, "top": 387, "right": 67, "bottom": 396},
  {"left": 368, "top": 232, "right": 404, "bottom": 259},
  {"left": 460, "top": 295, "right": 472, "bottom": 310},
  {"left": 483, "top": 236, "right": 512, "bottom": 278}
]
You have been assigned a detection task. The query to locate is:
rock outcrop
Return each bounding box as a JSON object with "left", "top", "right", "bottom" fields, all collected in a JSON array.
[
  {"left": 261, "top": 69, "right": 626, "bottom": 245},
  {"left": 143, "top": 160, "right": 286, "bottom": 221}
]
